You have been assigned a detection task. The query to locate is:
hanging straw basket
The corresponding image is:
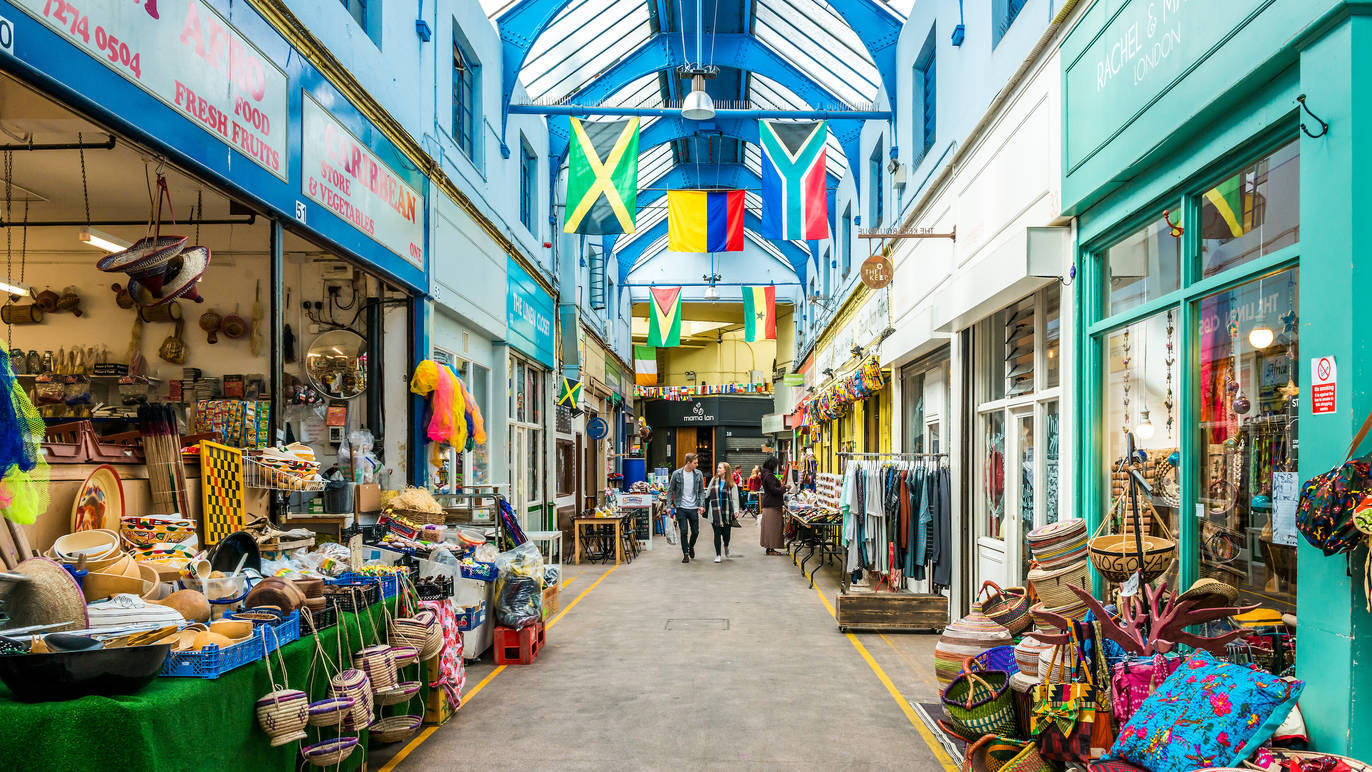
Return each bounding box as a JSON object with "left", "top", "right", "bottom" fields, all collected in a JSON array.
[
  {"left": 302, "top": 737, "right": 359, "bottom": 768},
  {"left": 1027, "top": 560, "right": 1090, "bottom": 609},
  {"left": 368, "top": 715, "right": 423, "bottom": 744},
  {"left": 1089, "top": 501, "right": 1177, "bottom": 584},
  {"left": 375, "top": 680, "right": 422, "bottom": 706},
  {"left": 306, "top": 696, "right": 354, "bottom": 728},
  {"left": 390, "top": 645, "right": 419, "bottom": 668},
  {"left": 977, "top": 581, "right": 1033, "bottom": 635},
  {"left": 941, "top": 669, "right": 1017, "bottom": 741},
  {"left": 254, "top": 689, "right": 308, "bottom": 746}
]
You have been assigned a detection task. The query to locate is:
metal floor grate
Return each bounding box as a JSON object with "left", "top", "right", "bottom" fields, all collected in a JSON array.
[{"left": 664, "top": 618, "right": 730, "bottom": 631}]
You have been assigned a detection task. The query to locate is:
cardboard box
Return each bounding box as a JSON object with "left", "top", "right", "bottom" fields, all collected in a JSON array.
[
  {"left": 541, "top": 583, "right": 559, "bottom": 621},
  {"left": 355, "top": 483, "right": 382, "bottom": 514}
]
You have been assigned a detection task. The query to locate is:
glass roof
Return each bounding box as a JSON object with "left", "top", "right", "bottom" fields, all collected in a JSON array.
[
  {"left": 754, "top": 0, "right": 880, "bottom": 107},
  {"left": 520, "top": 0, "right": 653, "bottom": 104}
]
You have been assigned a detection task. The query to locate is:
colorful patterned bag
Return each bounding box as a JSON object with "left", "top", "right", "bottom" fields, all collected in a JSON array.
[
  {"left": 1030, "top": 643, "right": 1096, "bottom": 763},
  {"left": 1111, "top": 654, "right": 1181, "bottom": 725},
  {"left": 1296, "top": 410, "right": 1372, "bottom": 555}
]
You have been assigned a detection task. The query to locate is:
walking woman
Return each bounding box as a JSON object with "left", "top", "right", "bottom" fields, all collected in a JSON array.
[
  {"left": 704, "top": 462, "right": 738, "bottom": 563},
  {"left": 759, "top": 455, "right": 787, "bottom": 555}
]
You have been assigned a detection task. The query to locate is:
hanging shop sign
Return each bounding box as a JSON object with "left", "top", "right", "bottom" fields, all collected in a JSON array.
[
  {"left": 12, "top": 0, "right": 288, "bottom": 179},
  {"left": 302, "top": 95, "right": 424, "bottom": 267},
  {"left": 587, "top": 416, "right": 609, "bottom": 440},
  {"left": 1063, "top": 0, "right": 1260, "bottom": 169},
  {"left": 855, "top": 289, "right": 889, "bottom": 347},
  {"left": 645, "top": 396, "right": 767, "bottom": 427},
  {"left": 783, "top": 373, "right": 804, "bottom": 387},
  {"left": 860, "top": 255, "right": 893, "bottom": 290},
  {"left": 507, "top": 255, "right": 556, "bottom": 369}
]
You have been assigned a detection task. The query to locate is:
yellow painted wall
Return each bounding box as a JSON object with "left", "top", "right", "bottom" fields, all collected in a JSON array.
[{"left": 659, "top": 330, "right": 777, "bottom": 386}]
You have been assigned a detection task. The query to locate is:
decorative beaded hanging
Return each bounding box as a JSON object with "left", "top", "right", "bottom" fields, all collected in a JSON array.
[
  {"left": 1121, "top": 328, "right": 1132, "bottom": 438},
  {"left": 1164, "top": 309, "right": 1176, "bottom": 438}
]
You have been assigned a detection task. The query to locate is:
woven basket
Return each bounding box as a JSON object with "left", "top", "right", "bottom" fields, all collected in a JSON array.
[
  {"left": 962, "top": 735, "right": 1051, "bottom": 772},
  {"left": 1028, "top": 599, "right": 1089, "bottom": 633},
  {"left": 390, "top": 645, "right": 419, "bottom": 668},
  {"left": 368, "top": 715, "right": 422, "bottom": 744},
  {"left": 302, "top": 737, "right": 359, "bottom": 767},
  {"left": 328, "top": 669, "right": 372, "bottom": 731},
  {"left": 942, "top": 670, "right": 1017, "bottom": 741},
  {"left": 967, "top": 646, "right": 1019, "bottom": 677},
  {"left": 254, "top": 689, "right": 308, "bottom": 747},
  {"left": 1027, "top": 560, "right": 1090, "bottom": 608},
  {"left": 353, "top": 645, "right": 398, "bottom": 691},
  {"left": 375, "top": 680, "right": 421, "bottom": 706},
  {"left": 1013, "top": 635, "right": 1053, "bottom": 678},
  {"left": 306, "top": 696, "right": 354, "bottom": 727},
  {"left": 1089, "top": 532, "right": 1176, "bottom": 583},
  {"left": 1025, "top": 518, "right": 1088, "bottom": 568},
  {"left": 977, "top": 581, "right": 1033, "bottom": 635},
  {"left": 387, "top": 506, "right": 444, "bottom": 526},
  {"left": 935, "top": 608, "right": 1013, "bottom": 690}
]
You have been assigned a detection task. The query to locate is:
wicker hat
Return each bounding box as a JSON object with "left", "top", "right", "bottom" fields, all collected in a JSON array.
[
  {"left": 5, "top": 557, "right": 89, "bottom": 631},
  {"left": 97, "top": 234, "right": 187, "bottom": 275},
  {"left": 1177, "top": 577, "right": 1239, "bottom": 608}
]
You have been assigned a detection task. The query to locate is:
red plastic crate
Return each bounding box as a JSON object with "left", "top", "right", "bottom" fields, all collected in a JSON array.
[{"left": 493, "top": 621, "right": 545, "bottom": 665}]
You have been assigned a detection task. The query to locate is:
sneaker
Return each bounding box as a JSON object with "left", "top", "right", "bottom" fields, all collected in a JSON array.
[
  {"left": 713, "top": 555, "right": 722, "bottom": 563},
  {"left": 725, "top": 549, "right": 736, "bottom": 559},
  {"left": 682, "top": 556, "right": 690, "bottom": 563}
]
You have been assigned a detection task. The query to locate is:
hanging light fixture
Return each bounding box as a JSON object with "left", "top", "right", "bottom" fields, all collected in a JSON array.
[
  {"left": 682, "top": 73, "right": 715, "bottom": 121},
  {"left": 703, "top": 282, "right": 719, "bottom": 300},
  {"left": 78, "top": 227, "right": 130, "bottom": 253},
  {"left": 1135, "top": 408, "right": 1155, "bottom": 440},
  {"left": 0, "top": 278, "right": 28, "bottom": 297},
  {"left": 1248, "top": 275, "right": 1274, "bottom": 349}
]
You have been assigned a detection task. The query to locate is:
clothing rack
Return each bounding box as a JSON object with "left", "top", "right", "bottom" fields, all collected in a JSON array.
[{"left": 838, "top": 452, "right": 947, "bottom": 457}]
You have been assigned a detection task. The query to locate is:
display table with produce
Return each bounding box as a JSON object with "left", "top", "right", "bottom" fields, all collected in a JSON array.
[{"left": 0, "top": 599, "right": 427, "bottom": 772}]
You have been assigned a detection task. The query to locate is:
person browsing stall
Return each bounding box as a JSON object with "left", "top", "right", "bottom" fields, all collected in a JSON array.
[
  {"left": 704, "top": 462, "right": 740, "bottom": 563},
  {"left": 667, "top": 452, "right": 705, "bottom": 563}
]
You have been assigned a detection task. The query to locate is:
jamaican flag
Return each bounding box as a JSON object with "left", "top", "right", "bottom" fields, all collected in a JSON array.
[
  {"left": 1203, "top": 174, "right": 1254, "bottom": 239},
  {"left": 563, "top": 117, "right": 641, "bottom": 235},
  {"left": 647, "top": 286, "right": 682, "bottom": 348},
  {"left": 557, "top": 377, "right": 583, "bottom": 410}
]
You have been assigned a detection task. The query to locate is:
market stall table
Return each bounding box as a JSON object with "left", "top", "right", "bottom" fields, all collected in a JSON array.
[
  {"left": 786, "top": 511, "right": 846, "bottom": 591},
  {"left": 572, "top": 515, "right": 632, "bottom": 565},
  {"left": 0, "top": 599, "right": 426, "bottom": 772}
]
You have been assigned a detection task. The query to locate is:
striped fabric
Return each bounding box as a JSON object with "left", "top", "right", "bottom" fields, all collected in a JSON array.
[{"left": 1026, "top": 518, "right": 1088, "bottom": 568}]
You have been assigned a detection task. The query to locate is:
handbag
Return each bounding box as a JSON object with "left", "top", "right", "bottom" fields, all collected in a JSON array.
[
  {"left": 1111, "top": 653, "right": 1181, "bottom": 725},
  {"left": 962, "top": 735, "right": 1052, "bottom": 772},
  {"left": 942, "top": 668, "right": 1018, "bottom": 741},
  {"left": 1297, "top": 408, "right": 1372, "bottom": 556},
  {"left": 1029, "top": 637, "right": 1095, "bottom": 763}
]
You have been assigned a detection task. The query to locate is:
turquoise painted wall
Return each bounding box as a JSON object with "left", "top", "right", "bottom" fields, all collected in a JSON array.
[{"left": 1064, "top": 0, "right": 1372, "bottom": 756}]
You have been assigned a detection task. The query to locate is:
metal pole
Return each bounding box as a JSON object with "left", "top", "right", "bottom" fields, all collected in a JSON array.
[
  {"left": 268, "top": 220, "right": 283, "bottom": 517},
  {"left": 0, "top": 216, "right": 257, "bottom": 228},
  {"left": 695, "top": 0, "right": 702, "bottom": 68},
  {"left": 0, "top": 137, "right": 116, "bottom": 152},
  {"left": 507, "top": 104, "right": 890, "bottom": 120}
]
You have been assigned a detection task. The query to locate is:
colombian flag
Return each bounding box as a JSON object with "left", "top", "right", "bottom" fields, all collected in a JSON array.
[
  {"left": 667, "top": 190, "right": 745, "bottom": 253},
  {"left": 742, "top": 285, "right": 776, "bottom": 342}
]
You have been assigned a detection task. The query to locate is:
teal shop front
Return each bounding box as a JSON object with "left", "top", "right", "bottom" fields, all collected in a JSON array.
[
  {"left": 506, "top": 255, "right": 556, "bottom": 528},
  {"left": 1062, "top": 0, "right": 1372, "bottom": 755}
]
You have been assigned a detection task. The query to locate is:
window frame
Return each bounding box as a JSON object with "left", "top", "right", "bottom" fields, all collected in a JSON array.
[
  {"left": 1081, "top": 131, "right": 1301, "bottom": 598},
  {"left": 519, "top": 135, "right": 538, "bottom": 235},
  {"left": 868, "top": 140, "right": 885, "bottom": 227},
  {"left": 913, "top": 28, "right": 937, "bottom": 160},
  {"left": 842, "top": 206, "right": 853, "bottom": 277},
  {"left": 452, "top": 32, "right": 478, "bottom": 162}
]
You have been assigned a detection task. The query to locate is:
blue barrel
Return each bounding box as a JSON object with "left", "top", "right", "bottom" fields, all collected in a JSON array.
[{"left": 622, "top": 457, "right": 646, "bottom": 490}]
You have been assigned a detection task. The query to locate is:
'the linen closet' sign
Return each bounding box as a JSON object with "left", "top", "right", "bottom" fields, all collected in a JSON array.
[{"left": 302, "top": 95, "right": 424, "bottom": 268}]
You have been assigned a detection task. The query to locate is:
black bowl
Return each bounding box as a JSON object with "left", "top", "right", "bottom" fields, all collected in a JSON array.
[
  {"left": 208, "top": 531, "right": 261, "bottom": 575},
  {"left": 0, "top": 643, "right": 171, "bottom": 702}
]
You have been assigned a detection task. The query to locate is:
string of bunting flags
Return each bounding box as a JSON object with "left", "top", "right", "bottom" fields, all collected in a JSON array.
[{"left": 634, "top": 382, "right": 773, "bottom": 400}]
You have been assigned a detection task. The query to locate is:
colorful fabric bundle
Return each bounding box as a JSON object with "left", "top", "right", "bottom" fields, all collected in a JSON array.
[
  {"left": 409, "top": 360, "right": 467, "bottom": 449},
  {"left": 0, "top": 341, "right": 48, "bottom": 524},
  {"left": 419, "top": 598, "right": 467, "bottom": 711}
]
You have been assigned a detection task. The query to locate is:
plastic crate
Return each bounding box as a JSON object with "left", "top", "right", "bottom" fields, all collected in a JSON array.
[
  {"left": 454, "top": 602, "right": 486, "bottom": 632},
  {"left": 415, "top": 575, "right": 454, "bottom": 601},
  {"left": 266, "top": 610, "right": 301, "bottom": 651},
  {"left": 301, "top": 603, "right": 338, "bottom": 633},
  {"left": 332, "top": 572, "right": 400, "bottom": 599},
  {"left": 324, "top": 580, "right": 381, "bottom": 612},
  {"left": 161, "top": 625, "right": 265, "bottom": 678},
  {"left": 459, "top": 561, "right": 497, "bottom": 582}
]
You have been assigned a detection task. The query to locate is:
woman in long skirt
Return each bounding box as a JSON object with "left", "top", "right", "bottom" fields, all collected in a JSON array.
[{"left": 759, "top": 455, "right": 786, "bottom": 555}]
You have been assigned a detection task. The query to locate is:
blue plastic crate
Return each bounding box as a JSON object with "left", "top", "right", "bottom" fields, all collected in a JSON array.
[
  {"left": 161, "top": 625, "right": 266, "bottom": 679},
  {"left": 332, "top": 572, "right": 400, "bottom": 599},
  {"left": 455, "top": 601, "right": 486, "bottom": 632},
  {"left": 264, "top": 610, "right": 301, "bottom": 651},
  {"left": 459, "top": 561, "right": 497, "bottom": 582}
]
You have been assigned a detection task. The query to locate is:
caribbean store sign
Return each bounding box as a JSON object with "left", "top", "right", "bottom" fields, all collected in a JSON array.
[
  {"left": 302, "top": 95, "right": 424, "bottom": 267},
  {"left": 16, "top": 0, "right": 288, "bottom": 179}
]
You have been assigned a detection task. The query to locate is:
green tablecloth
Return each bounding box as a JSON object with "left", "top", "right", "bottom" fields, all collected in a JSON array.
[{"left": 0, "top": 599, "right": 431, "bottom": 772}]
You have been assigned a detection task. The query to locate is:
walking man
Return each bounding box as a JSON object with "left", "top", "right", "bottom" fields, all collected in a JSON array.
[{"left": 668, "top": 452, "right": 705, "bottom": 563}]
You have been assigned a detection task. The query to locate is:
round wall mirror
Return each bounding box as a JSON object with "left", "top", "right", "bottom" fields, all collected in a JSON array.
[{"left": 305, "top": 329, "right": 368, "bottom": 400}]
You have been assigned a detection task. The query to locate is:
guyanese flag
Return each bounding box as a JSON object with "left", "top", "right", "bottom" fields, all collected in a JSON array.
[
  {"left": 647, "top": 287, "right": 682, "bottom": 347},
  {"left": 742, "top": 285, "right": 776, "bottom": 342},
  {"left": 667, "top": 190, "right": 745, "bottom": 252}
]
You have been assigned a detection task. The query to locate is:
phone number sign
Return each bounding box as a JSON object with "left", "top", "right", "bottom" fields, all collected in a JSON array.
[
  {"left": 302, "top": 95, "right": 424, "bottom": 268},
  {"left": 16, "top": 0, "right": 287, "bottom": 179}
]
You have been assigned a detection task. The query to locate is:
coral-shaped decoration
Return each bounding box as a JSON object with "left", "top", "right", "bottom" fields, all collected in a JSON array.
[{"left": 1027, "top": 580, "right": 1255, "bottom": 656}]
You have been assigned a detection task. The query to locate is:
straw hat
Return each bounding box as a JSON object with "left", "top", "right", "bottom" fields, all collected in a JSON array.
[
  {"left": 1177, "top": 577, "right": 1239, "bottom": 608},
  {"left": 97, "top": 234, "right": 186, "bottom": 275},
  {"left": 129, "top": 246, "right": 210, "bottom": 307},
  {"left": 5, "top": 557, "right": 89, "bottom": 631}
]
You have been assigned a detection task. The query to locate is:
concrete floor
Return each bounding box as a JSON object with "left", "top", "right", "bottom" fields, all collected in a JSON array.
[{"left": 376, "top": 517, "right": 953, "bottom": 771}]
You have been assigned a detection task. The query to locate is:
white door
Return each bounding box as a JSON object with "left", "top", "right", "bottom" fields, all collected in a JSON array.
[
  {"left": 510, "top": 426, "right": 530, "bottom": 527},
  {"left": 1005, "top": 407, "right": 1035, "bottom": 585},
  {"left": 975, "top": 410, "right": 1009, "bottom": 592}
]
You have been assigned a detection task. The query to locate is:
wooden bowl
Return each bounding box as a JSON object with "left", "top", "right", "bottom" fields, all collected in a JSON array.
[
  {"left": 208, "top": 619, "right": 253, "bottom": 642},
  {"left": 294, "top": 578, "right": 325, "bottom": 598},
  {"left": 136, "top": 563, "right": 165, "bottom": 600},
  {"left": 191, "top": 630, "right": 235, "bottom": 651},
  {"left": 81, "top": 571, "right": 147, "bottom": 602},
  {"left": 154, "top": 589, "right": 211, "bottom": 623},
  {"left": 245, "top": 578, "right": 304, "bottom": 614},
  {"left": 53, "top": 529, "right": 120, "bottom": 562}
]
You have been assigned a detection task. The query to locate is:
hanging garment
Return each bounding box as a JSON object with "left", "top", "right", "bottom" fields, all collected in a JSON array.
[
  {"left": 898, "top": 470, "right": 911, "bottom": 572},
  {"left": 933, "top": 466, "right": 953, "bottom": 590}
]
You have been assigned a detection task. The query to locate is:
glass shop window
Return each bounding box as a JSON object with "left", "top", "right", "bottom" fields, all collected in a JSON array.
[
  {"left": 1017, "top": 412, "right": 1035, "bottom": 583},
  {"left": 1003, "top": 297, "right": 1035, "bottom": 398},
  {"left": 1045, "top": 291, "right": 1061, "bottom": 389},
  {"left": 1044, "top": 401, "right": 1060, "bottom": 524},
  {"left": 1101, "top": 308, "right": 1180, "bottom": 587},
  {"left": 1195, "top": 268, "right": 1299, "bottom": 613},
  {"left": 977, "top": 411, "right": 1006, "bottom": 540},
  {"left": 902, "top": 367, "right": 926, "bottom": 453},
  {"left": 1104, "top": 205, "right": 1182, "bottom": 317},
  {"left": 1200, "top": 140, "right": 1299, "bottom": 278}
]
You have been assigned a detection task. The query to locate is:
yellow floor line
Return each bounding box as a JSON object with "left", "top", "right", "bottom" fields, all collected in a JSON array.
[
  {"left": 562, "top": 575, "right": 578, "bottom": 588},
  {"left": 378, "top": 565, "right": 618, "bottom": 772},
  {"left": 812, "top": 585, "right": 958, "bottom": 771}
]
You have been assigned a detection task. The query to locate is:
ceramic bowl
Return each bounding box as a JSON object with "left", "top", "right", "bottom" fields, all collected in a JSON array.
[{"left": 0, "top": 644, "right": 171, "bottom": 702}]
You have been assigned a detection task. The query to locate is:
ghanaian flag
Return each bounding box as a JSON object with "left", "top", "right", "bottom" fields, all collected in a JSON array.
[
  {"left": 742, "top": 285, "right": 776, "bottom": 342},
  {"left": 647, "top": 287, "right": 682, "bottom": 347},
  {"left": 667, "top": 190, "right": 745, "bottom": 252}
]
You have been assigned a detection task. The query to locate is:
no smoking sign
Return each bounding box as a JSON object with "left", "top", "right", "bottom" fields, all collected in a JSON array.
[{"left": 1311, "top": 355, "right": 1337, "bottom": 414}]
